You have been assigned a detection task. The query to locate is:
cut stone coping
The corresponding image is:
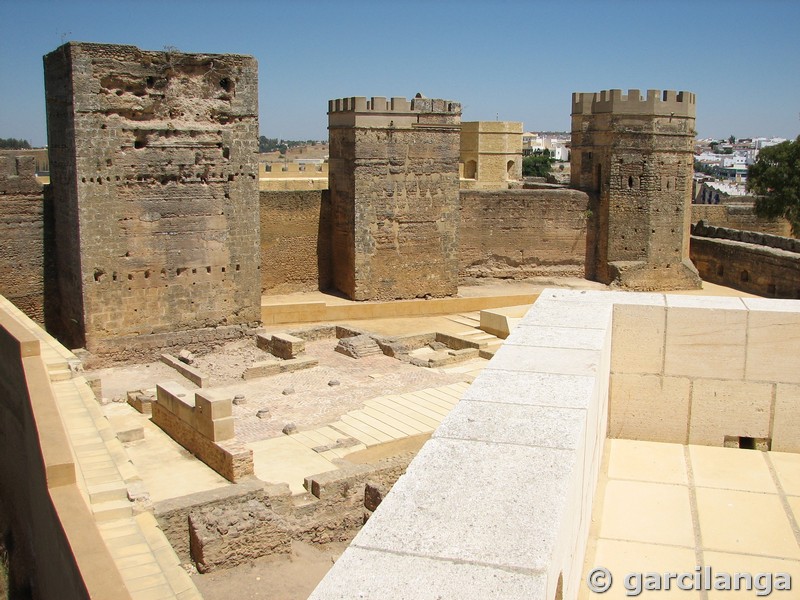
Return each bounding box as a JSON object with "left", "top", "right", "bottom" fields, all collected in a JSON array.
[{"left": 160, "top": 352, "right": 207, "bottom": 387}]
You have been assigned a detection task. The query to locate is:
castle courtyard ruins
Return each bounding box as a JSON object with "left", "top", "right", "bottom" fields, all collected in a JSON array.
[{"left": 0, "top": 42, "right": 798, "bottom": 600}]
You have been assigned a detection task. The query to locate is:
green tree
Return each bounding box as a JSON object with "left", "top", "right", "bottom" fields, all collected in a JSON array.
[
  {"left": 728, "top": 135, "right": 736, "bottom": 144},
  {"left": 748, "top": 136, "right": 800, "bottom": 236},
  {"left": 522, "top": 153, "right": 553, "bottom": 178},
  {"left": 0, "top": 137, "right": 32, "bottom": 149}
]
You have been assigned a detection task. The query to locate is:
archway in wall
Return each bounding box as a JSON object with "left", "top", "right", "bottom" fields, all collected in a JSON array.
[
  {"left": 507, "top": 160, "right": 515, "bottom": 178},
  {"left": 465, "top": 160, "right": 477, "bottom": 179}
]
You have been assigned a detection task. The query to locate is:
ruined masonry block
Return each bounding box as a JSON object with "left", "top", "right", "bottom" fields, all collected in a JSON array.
[
  {"left": 189, "top": 499, "right": 291, "bottom": 573},
  {"left": 270, "top": 333, "right": 305, "bottom": 359},
  {"left": 328, "top": 95, "right": 462, "bottom": 301},
  {"left": 44, "top": 42, "right": 261, "bottom": 350}
]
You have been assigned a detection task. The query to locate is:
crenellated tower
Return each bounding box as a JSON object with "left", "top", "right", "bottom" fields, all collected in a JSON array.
[
  {"left": 571, "top": 89, "right": 701, "bottom": 290},
  {"left": 328, "top": 95, "right": 461, "bottom": 301}
]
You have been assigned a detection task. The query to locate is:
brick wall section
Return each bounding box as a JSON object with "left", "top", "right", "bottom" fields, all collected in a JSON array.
[
  {"left": 259, "top": 189, "right": 331, "bottom": 293},
  {"left": 691, "top": 203, "right": 792, "bottom": 237},
  {"left": 0, "top": 156, "right": 45, "bottom": 322},
  {"left": 43, "top": 42, "right": 261, "bottom": 351},
  {"left": 328, "top": 96, "right": 461, "bottom": 300},
  {"left": 459, "top": 189, "right": 589, "bottom": 279}
]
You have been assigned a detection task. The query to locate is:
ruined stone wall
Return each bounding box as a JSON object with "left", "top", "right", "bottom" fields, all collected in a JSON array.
[
  {"left": 0, "top": 156, "right": 45, "bottom": 322},
  {"left": 459, "top": 189, "right": 589, "bottom": 279},
  {"left": 44, "top": 42, "right": 261, "bottom": 351},
  {"left": 690, "top": 224, "right": 800, "bottom": 298},
  {"left": 691, "top": 203, "right": 792, "bottom": 237},
  {"left": 571, "top": 89, "right": 701, "bottom": 290},
  {"left": 328, "top": 96, "right": 461, "bottom": 301},
  {"left": 260, "top": 189, "right": 331, "bottom": 293}
]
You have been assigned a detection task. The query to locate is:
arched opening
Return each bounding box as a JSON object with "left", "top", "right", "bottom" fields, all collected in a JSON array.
[
  {"left": 464, "top": 160, "right": 477, "bottom": 179},
  {"left": 628, "top": 175, "right": 634, "bottom": 189},
  {"left": 506, "top": 160, "right": 515, "bottom": 178},
  {"left": 741, "top": 270, "right": 749, "bottom": 282},
  {"left": 716, "top": 264, "right": 724, "bottom": 277}
]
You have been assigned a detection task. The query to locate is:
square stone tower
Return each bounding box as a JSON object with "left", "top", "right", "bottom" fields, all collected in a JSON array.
[
  {"left": 44, "top": 43, "right": 260, "bottom": 351},
  {"left": 328, "top": 95, "right": 461, "bottom": 301},
  {"left": 571, "top": 89, "right": 701, "bottom": 290}
]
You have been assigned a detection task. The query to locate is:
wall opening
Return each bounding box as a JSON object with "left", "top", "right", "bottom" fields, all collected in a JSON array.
[
  {"left": 506, "top": 160, "right": 515, "bottom": 178},
  {"left": 464, "top": 160, "right": 476, "bottom": 179},
  {"left": 740, "top": 270, "right": 749, "bottom": 283}
]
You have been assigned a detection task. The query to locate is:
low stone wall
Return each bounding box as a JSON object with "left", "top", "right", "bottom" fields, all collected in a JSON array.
[
  {"left": 152, "top": 383, "right": 253, "bottom": 482},
  {"left": 459, "top": 188, "right": 589, "bottom": 279},
  {"left": 690, "top": 223, "right": 800, "bottom": 298},
  {"left": 691, "top": 203, "right": 791, "bottom": 237},
  {"left": 260, "top": 190, "right": 332, "bottom": 294},
  {"left": 0, "top": 299, "right": 131, "bottom": 599}
]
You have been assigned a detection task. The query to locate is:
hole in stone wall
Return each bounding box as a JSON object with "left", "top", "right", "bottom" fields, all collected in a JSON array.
[
  {"left": 94, "top": 269, "right": 105, "bottom": 282},
  {"left": 127, "top": 273, "right": 133, "bottom": 280},
  {"left": 160, "top": 268, "right": 167, "bottom": 278},
  {"left": 222, "top": 147, "right": 230, "bottom": 159},
  {"left": 177, "top": 268, "right": 187, "bottom": 276},
  {"left": 716, "top": 264, "right": 724, "bottom": 277},
  {"left": 628, "top": 176, "right": 634, "bottom": 189},
  {"left": 739, "top": 437, "right": 756, "bottom": 450},
  {"left": 219, "top": 78, "right": 232, "bottom": 92},
  {"left": 740, "top": 270, "right": 749, "bottom": 282},
  {"left": 235, "top": 264, "right": 240, "bottom": 271},
  {"left": 144, "top": 270, "right": 151, "bottom": 279},
  {"left": 206, "top": 266, "right": 211, "bottom": 273},
  {"left": 146, "top": 76, "right": 155, "bottom": 87}
]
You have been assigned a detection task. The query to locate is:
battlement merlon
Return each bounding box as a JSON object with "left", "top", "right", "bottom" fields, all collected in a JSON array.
[
  {"left": 571, "top": 89, "right": 696, "bottom": 118},
  {"left": 328, "top": 96, "right": 462, "bottom": 129}
]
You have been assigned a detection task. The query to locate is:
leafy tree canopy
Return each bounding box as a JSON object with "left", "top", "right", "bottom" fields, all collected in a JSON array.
[
  {"left": 258, "top": 136, "right": 320, "bottom": 154},
  {"left": 748, "top": 136, "right": 800, "bottom": 236},
  {"left": 0, "top": 137, "right": 32, "bottom": 150},
  {"left": 522, "top": 152, "right": 553, "bottom": 178}
]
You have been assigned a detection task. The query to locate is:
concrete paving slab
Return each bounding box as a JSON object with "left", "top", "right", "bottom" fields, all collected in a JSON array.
[
  {"left": 689, "top": 445, "right": 776, "bottom": 493},
  {"left": 462, "top": 370, "right": 596, "bottom": 409},
  {"left": 607, "top": 439, "right": 688, "bottom": 485}
]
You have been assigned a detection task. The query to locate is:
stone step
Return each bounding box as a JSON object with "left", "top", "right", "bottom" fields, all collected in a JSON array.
[
  {"left": 92, "top": 498, "right": 134, "bottom": 521},
  {"left": 87, "top": 480, "right": 130, "bottom": 504}
]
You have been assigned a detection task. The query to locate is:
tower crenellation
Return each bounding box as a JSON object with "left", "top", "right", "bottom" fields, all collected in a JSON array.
[{"left": 571, "top": 89, "right": 696, "bottom": 117}]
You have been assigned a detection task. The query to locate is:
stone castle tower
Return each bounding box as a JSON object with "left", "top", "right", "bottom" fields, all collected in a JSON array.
[
  {"left": 44, "top": 43, "right": 261, "bottom": 351},
  {"left": 571, "top": 89, "right": 701, "bottom": 290},
  {"left": 328, "top": 95, "right": 461, "bottom": 301}
]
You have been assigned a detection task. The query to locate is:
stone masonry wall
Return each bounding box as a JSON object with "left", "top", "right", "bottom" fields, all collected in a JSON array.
[
  {"left": 43, "top": 42, "right": 261, "bottom": 351},
  {"left": 328, "top": 96, "right": 461, "bottom": 300},
  {"left": 690, "top": 228, "right": 800, "bottom": 299},
  {"left": 0, "top": 156, "right": 45, "bottom": 322},
  {"left": 691, "top": 203, "right": 792, "bottom": 237},
  {"left": 459, "top": 189, "right": 589, "bottom": 279},
  {"left": 260, "top": 189, "right": 331, "bottom": 294},
  {"left": 571, "top": 89, "right": 701, "bottom": 290}
]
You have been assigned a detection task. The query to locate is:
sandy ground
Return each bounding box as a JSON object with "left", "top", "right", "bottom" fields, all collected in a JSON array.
[{"left": 191, "top": 540, "right": 350, "bottom": 600}]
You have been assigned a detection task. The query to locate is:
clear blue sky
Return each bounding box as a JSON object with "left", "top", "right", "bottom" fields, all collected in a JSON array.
[{"left": 1, "top": 0, "right": 798, "bottom": 147}]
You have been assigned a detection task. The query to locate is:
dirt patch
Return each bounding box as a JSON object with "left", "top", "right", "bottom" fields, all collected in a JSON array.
[{"left": 191, "top": 540, "right": 349, "bottom": 600}]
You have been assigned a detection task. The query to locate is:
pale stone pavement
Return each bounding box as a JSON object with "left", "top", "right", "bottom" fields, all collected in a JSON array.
[{"left": 581, "top": 439, "right": 800, "bottom": 599}]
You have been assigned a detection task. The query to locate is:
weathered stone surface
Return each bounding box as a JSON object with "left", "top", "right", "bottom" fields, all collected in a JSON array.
[
  {"left": 328, "top": 95, "right": 461, "bottom": 300},
  {"left": 0, "top": 154, "right": 45, "bottom": 323},
  {"left": 571, "top": 89, "right": 701, "bottom": 290},
  {"left": 44, "top": 42, "right": 261, "bottom": 350},
  {"left": 189, "top": 499, "right": 292, "bottom": 573},
  {"left": 363, "top": 481, "right": 387, "bottom": 512},
  {"left": 334, "top": 334, "right": 382, "bottom": 358}
]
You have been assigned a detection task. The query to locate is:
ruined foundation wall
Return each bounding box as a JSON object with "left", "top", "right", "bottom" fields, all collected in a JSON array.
[
  {"left": 328, "top": 96, "right": 461, "bottom": 300},
  {"left": 691, "top": 203, "right": 792, "bottom": 237},
  {"left": 0, "top": 156, "right": 45, "bottom": 322},
  {"left": 459, "top": 189, "right": 589, "bottom": 279},
  {"left": 260, "top": 189, "right": 332, "bottom": 293},
  {"left": 44, "top": 42, "right": 261, "bottom": 351}
]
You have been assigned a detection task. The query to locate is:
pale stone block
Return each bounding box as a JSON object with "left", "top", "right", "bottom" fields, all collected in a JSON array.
[
  {"left": 609, "top": 374, "right": 690, "bottom": 443},
  {"left": 194, "top": 391, "right": 232, "bottom": 420},
  {"left": 663, "top": 306, "right": 747, "bottom": 379},
  {"left": 611, "top": 304, "right": 665, "bottom": 375},
  {"left": 434, "top": 400, "right": 586, "bottom": 449},
  {"left": 352, "top": 438, "right": 575, "bottom": 572},
  {"left": 486, "top": 345, "right": 601, "bottom": 377},
  {"left": 461, "top": 370, "right": 596, "bottom": 409},
  {"left": 538, "top": 288, "right": 665, "bottom": 306},
  {"left": 745, "top": 310, "right": 800, "bottom": 384},
  {"left": 772, "top": 383, "right": 800, "bottom": 452},
  {"left": 688, "top": 379, "right": 773, "bottom": 446},
  {"left": 519, "top": 299, "right": 612, "bottom": 330},
  {"left": 309, "top": 546, "right": 547, "bottom": 600},
  {"left": 505, "top": 324, "right": 607, "bottom": 351}
]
